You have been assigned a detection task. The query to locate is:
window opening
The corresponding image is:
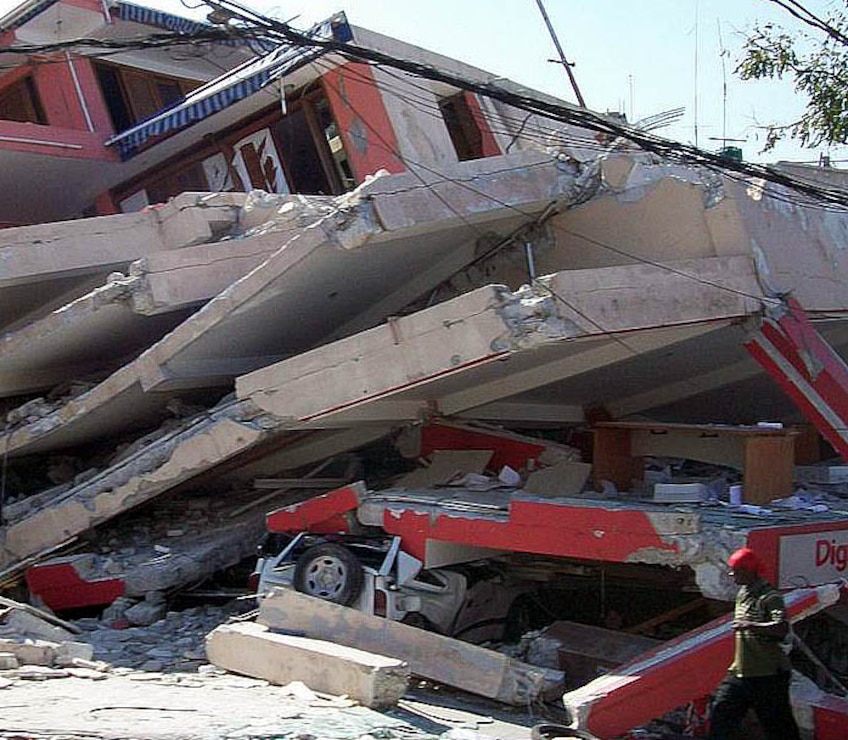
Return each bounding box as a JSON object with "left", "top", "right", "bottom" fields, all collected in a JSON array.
[
  {"left": 274, "top": 89, "right": 353, "bottom": 195},
  {"left": 94, "top": 63, "right": 198, "bottom": 132},
  {"left": 439, "top": 92, "right": 485, "bottom": 161},
  {"left": 0, "top": 76, "right": 47, "bottom": 124}
]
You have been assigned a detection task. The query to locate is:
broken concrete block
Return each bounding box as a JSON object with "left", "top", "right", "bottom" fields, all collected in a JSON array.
[
  {"left": 12, "top": 665, "right": 70, "bottom": 680},
  {"left": 102, "top": 596, "right": 135, "bottom": 626},
  {"left": 0, "top": 638, "right": 55, "bottom": 666},
  {"left": 0, "top": 652, "right": 19, "bottom": 669},
  {"left": 54, "top": 641, "right": 94, "bottom": 665},
  {"left": 522, "top": 461, "right": 592, "bottom": 497},
  {"left": 206, "top": 621, "right": 409, "bottom": 708},
  {"left": 56, "top": 655, "right": 109, "bottom": 671},
  {"left": 394, "top": 450, "right": 494, "bottom": 488},
  {"left": 125, "top": 593, "right": 167, "bottom": 627},
  {"left": 258, "top": 588, "right": 564, "bottom": 705},
  {"left": 653, "top": 482, "right": 709, "bottom": 503},
  {"left": 0, "top": 608, "right": 74, "bottom": 643},
  {"left": 794, "top": 465, "right": 848, "bottom": 484},
  {"left": 66, "top": 667, "right": 109, "bottom": 680}
]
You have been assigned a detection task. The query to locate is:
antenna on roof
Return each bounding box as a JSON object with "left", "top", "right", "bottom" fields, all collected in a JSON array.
[{"left": 533, "top": 0, "right": 587, "bottom": 108}]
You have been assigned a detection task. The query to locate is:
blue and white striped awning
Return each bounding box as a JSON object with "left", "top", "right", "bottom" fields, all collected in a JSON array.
[
  {"left": 116, "top": 2, "right": 213, "bottom": 36},
  {"left": 0, "top": 0, "right": 60, "bottom": 32},
  {"left": 106, "top": 13, "right": 351, "bottom": 160},
  {"left": 115, "top": 2, "right": 272, "bottom": 49}
]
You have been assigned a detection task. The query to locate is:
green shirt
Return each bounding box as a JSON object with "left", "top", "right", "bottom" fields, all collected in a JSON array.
[{"left": 730, "top": 578, "right": 791, "bottom": 677}]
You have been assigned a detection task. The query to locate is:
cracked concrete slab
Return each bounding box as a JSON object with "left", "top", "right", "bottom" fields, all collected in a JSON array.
[
  {"left": 0, "top": 152, "right": 596, "bottom": 459},
  {"left": 0, "top": 399, "right": 272, "bottom": 568},
  {"left": 237, "top": 255, "right": 762, "bottom": 428},
  {"left": 0, "top": 196, "right": 320, "bottom": 398},
  {"left": 0, "top": 192, "right": 242, "bottom": 333}
]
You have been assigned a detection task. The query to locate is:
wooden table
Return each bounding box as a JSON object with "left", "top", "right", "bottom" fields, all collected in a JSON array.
[{"left": 593, "top": 421, "right": 798, "bottom": 505}]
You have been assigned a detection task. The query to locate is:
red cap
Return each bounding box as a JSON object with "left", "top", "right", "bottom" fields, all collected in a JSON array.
[{"left": 727, "top": 547, "right": 762, "bottom": 575}]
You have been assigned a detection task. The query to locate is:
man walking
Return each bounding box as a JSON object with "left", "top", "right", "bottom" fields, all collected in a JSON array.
[{"left": 708, "top": 546, "right": 800, "bottom": 739}]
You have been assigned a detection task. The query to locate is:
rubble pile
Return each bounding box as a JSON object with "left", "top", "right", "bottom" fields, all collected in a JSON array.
[
  {"left": 0, "top": 594, "right": 245, "bottom": 681},
  {"left": 1, "top": 399, "right": 210, "bottom": 522},
  {"left": 77, "top": 601, "right": 246, "bottom": 673},
  {"left": 71, "top": 491, "right": 268, "bottom": 598},
  {"left": 0, "top": 598, "right": 103, "bottom": 682}
]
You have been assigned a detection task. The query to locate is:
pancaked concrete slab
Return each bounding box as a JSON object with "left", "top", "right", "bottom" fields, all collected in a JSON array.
[
  {"left": 24, "top": 486, "right": 307, "bottom": 610},
  {"left": 258, "top": 587, "right": 563, "bottom": 705},
  {"left": 206, "top": 621, "right": 410, "bottom": 708},
  {"left": 237, "top": 255, "right": 762, "bottom": 428},
  {"left": 0, "top": 197, "right": 315, "bottom": 397},
  {"left": 0, "top": 415, "right": 396, "bottom": 575},
  {"left": 0, "top": 152, "right": 596, "bottom": 460},
  {"left": 0, "top": 276, "right": 194, "bottom": 398},
  {"left": 0, "top": 400, "right": 272, "bottom": 568},
  {"left": 0, "top": 192, "right": 242, "bottom": 332}
]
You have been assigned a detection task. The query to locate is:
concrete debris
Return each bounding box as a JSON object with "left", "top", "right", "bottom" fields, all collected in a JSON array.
[
  {"left": 0, "top": 598, "right": 94, "bottom": 673},
  {"left": 206, "top": 621, "right": 410, "bottom": 708},
  {"left": 259, "top": 587, "right": 565, "bottom": 706},
  {"left": 24, "top": 487, "right": 285, "bottom": 611}
]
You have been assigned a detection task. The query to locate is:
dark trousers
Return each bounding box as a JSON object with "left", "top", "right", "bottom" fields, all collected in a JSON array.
[{"left": 708, "top": 672, "right": 800, "bottom": 740}]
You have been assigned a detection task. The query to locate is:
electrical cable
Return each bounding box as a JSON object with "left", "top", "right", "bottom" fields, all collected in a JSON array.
[
  {"left": 197, "top": 0, "right": 848, "bottom": 211},
  {"left": 767, "top": 0, "right": 848, "bottom": 46}
]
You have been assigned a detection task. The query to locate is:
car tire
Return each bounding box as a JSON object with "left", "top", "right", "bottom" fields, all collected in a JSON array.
[
  {"left": 530, "top": 723, "right": 594, "bottom": 740},
  {"left": 293, "top": 543, "right": 364, "bottom": 606}
]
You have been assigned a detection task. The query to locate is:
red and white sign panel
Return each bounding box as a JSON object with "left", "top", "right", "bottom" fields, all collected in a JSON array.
[{"left": 779, "top": 529, "right": 848, "bottom": 588}]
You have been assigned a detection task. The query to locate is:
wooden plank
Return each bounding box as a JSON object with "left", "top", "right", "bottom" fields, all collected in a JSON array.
[
  {"left": 252, "top": 478, "right": 350, "bottom": 490},
  {"left": 592, "top": 427, "right": 642, "bottom": 492},
  {"left": 744, "top": 435, "right": 795, "bottom": 504},
  {"left": 624, "top": 598, "right": 708, "bottom": 635}
]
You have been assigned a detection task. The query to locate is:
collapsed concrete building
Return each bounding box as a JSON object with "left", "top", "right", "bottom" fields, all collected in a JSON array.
[{"left": 3, "top": 0, "right": 848, "bottom": 735}]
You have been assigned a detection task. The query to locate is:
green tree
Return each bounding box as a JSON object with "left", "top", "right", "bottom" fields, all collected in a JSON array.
[{"left": 736, "top": 0, "right": 848, "bottom": 150}]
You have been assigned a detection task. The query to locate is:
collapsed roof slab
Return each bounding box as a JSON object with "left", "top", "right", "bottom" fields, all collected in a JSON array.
[
  {"left": 0, "top": 152, "right": 595, "bottom": 457},
  {"left": 0, "top": 278, "right": 194, "bottom": 399},
  {"left": 0, "top": 404, "right": 394, "bottom": 572},
  {"left": 0, "top": 399, "right": 271, "bottom": 568},
  {"left": 236, "top": 254, "right": 762, "bottom": 428},
  {"left": 136, "top": 151, "right": 598, "bottom": 393},
  {"left": 0, "top": 199, "right": 315, "bottom": 398},
  {"left": 0, "top": 192, "right": 241, "bottom": 332}
]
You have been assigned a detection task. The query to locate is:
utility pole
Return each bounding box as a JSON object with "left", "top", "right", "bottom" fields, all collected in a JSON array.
[{"left": 533, "top": 0, "right": 587, "bottom": 108}]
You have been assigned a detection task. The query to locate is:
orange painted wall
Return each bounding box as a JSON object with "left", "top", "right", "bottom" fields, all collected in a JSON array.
[
  {"left": 0, "top": 54, "right": 113, "bottom": 135},
  {"left": 67, "top": 55, "right": 115, "bottom": 135},
  {"left": 0, "top": 52, "right": 115, "bottom": 160},
  {"left": 321, "top": 62, "right": 405, "bottom": 180},
  {"left": 34, "top": 54, "right": 90, "bottom": 130}
]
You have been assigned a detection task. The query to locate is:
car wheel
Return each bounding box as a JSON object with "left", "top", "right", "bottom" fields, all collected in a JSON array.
[
  {"left": 530, "top": 723, "right": 593, "bottom": 740},
  {"left": 293, "top": 543, "right": 364, "bottom": 606}
]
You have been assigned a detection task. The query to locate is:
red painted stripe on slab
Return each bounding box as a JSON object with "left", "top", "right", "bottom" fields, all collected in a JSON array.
[
  {"left": 381, "top": 499, "right": 677, "bottom": 563},
  {"left": 266, "top": 485, "right": 360, "bottom": 533}
]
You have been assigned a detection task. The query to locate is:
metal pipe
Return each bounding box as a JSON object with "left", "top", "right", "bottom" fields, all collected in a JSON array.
[
  {"left": 65, "top": 51, "right": 95, "bottom": 133},
  {"left": 533, "top": 0, "right": 587, "bottom": 108},
  {"left": 524, "top": 239, "right": 537, "bottom": 281},
  {"left": 0, "top": 135, "right": 83, "bottom": 149}
]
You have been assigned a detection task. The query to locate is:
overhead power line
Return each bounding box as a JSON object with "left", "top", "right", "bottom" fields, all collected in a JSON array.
[
  {"left": 767, "top": 0, "right": 848, "bottom": 47},
  {"left": 202, "top": 0, "right": 848, "bottom": 211},
  {"left": 4, "top": 0, "right": 848, "bottom": 210}
]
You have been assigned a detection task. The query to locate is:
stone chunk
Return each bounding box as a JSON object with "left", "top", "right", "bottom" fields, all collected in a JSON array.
[
  {"left": 54, "top": 641, "right": 95, "bottom": 665},
  {"left": 206, "top": 621, "right": 409, "bottom": 708},
  {"left": 0, "top": 652, "right": 19, "bottom": 669},
  {"left": 0, "top": 638, "right": 55, "bottom": 666}
]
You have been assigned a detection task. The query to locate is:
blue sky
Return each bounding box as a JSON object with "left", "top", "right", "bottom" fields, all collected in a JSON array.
[{"left": 2, "top": 0, "right": 845, "bottom": 165}]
